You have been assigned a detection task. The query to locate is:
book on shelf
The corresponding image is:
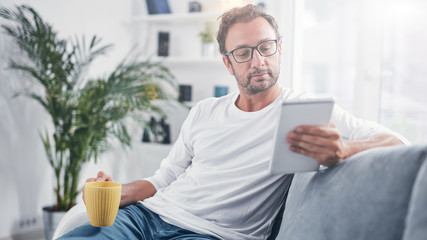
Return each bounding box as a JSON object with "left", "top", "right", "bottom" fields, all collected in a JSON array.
[
  {"left": 146, "top": 0, "right": 171, "bottom": 15},
  {"left": 179, "top": 85, "right": 192, "bottom": 102},
  {"left": 158, "top": 32, "right": 170, "bottom": 57}
]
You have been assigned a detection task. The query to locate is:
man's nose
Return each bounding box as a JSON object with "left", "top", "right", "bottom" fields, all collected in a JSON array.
[{"left": 250, "top": 49, "right": 265, "bottom": 67}]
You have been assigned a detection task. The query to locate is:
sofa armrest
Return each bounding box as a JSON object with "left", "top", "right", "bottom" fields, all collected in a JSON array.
[
  {"left": 53, "top": 202, "right": 89, "bottom": 239},
  {"left": 277, "top": 145, "right": 427, "bottom": 240}
]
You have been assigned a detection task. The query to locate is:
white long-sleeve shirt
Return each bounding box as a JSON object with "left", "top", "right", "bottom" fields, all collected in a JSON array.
[{"left": 141, "top": 87, "right": 405, "bottom": 240}]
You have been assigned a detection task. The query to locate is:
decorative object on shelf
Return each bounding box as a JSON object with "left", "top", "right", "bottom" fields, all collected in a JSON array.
[
  {"left": 214, "top": 85, "right": 229, "bottom": 97},
  {"left": 257, "top": 2, "right": 266, "bottom": 9},
  {"left": 179, "top": 84, "right": 192, "bottom": 102},
  {"left": 142, "top": 126, "right": 151, "bottom": 142},
  {"left": 146, "top": 0, "right": 171, "bottom": 15},
  {"left": 159, "top": 118, "right": 171, "bottom": 144},
  {"left": 0, "top": 5, "right": 177, "bottom": 239},
  {"left": 158, "top": 31, "right": 170, "bottom": 57},
  {"left": 199, "top": 22, "right": 216, "bottom": 57},
  {"left": 142, "top": 117, "right": 171, "bottom": 144},
  {"left": 189, "top": 1, "right": 202, "bottom": 12}
]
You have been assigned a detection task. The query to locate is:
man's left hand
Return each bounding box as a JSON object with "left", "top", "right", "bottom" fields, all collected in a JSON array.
[{"left": 286, "top": 123, "right": 350, "bottom": 167}]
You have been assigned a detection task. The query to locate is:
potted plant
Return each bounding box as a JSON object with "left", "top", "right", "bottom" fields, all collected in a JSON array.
[
  {"left": 199, "top": 22, "right": 216, "bottom": 57},
  {"left": 0, "top": 5, "right": 177, "bottom": 239}
]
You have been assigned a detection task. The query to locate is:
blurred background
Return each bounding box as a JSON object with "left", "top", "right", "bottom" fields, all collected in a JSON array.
[{"left": 0, "top": 0, "right": 426, "bottom": 239}]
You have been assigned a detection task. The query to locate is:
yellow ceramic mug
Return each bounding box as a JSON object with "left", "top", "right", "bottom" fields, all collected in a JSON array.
[{"left": 84, "top": 181, "right": 121, "bottom": 227}]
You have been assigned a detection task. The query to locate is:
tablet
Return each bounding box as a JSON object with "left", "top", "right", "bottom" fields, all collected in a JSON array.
[{"left": 269, "top": 98, "right": 335, "bottom": 174}]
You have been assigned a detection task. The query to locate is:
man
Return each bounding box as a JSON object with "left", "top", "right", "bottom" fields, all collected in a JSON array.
[{"left": 60, "top": 4, "right": 405, "bottom": 240}]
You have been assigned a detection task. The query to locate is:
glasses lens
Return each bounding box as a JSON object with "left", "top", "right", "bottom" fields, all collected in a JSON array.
[
  {"left": 229, "top": 40, "right": 278, "bottom": 63},
  {"left": 233, "top": 48, "right": 252, "bottom": 63},
  {"left": 258, "top": 40, "right": 277, "bottom": 57}
]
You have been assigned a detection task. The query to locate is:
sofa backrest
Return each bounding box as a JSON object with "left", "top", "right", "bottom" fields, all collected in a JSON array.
[
  {"left": 402, "top": 147, "right": 427, "bottom": 240},
  {"left": 276, "top": 145, "right": 427, "bottom": 240}
]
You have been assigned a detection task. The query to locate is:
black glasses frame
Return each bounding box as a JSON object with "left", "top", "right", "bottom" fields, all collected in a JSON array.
[{"left": 225, "top": 39, "right": 279, "bottom": 63}]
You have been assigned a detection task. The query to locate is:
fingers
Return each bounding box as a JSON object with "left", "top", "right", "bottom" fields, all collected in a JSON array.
[
  {"left": 85, "top": 171, "right": 113, "bottom": 183},
  {"left": 286, "top": 124, "right": 345, "bottom": 166},
  {"left": 294, "top": 125, "right": 340, "bottom": 140},
  {"left": 288, "top": 132, "right": 340, "bottom": 152},
  {"left": 287, "top": 125, "right": 340, "bottom": 148},
  {"left": 82, "top": 171, "right": 113, "bottom": 204},
  {"left": 86, "top": 178, "right": 96, "bottom": 183},
  {"left": 290, "top": 145, "right": 339, "bottom": 167},
  {"left": 96, "top": 171, "right": 113, "bottom": 182}
]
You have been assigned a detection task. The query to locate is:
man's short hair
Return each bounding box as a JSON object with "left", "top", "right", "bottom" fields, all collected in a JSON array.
[{"left": 216, "top": 4, "right": 280, "bottom": 55}]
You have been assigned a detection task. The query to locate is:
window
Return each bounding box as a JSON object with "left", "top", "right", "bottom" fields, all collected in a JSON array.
[
  {"left": 380, "top": 0, "right": 427, "bottom": 144},
  {"left": 286, "top": 0, "right": 427, "bottom": 144},
  {"left": 292, "top": 0, "right": 358, "bottom": 111}
]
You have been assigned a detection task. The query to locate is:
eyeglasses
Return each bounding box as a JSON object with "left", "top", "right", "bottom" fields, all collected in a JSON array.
[{"left": 225, "top": 39, "right": 279, "bottom": 63}]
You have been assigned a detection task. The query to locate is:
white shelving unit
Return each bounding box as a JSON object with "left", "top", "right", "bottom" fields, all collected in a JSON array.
[
  {"left": 129, "top": 5, "right": 233, "bottom": 104},
  {"left": 131, "top": 11, "right": 221, "bottom": 23},
  {"left": 130, "top": 10, "right": 222, "bottom": 64},
  {"left": 152, "top": 56, "right": 223, "bottom": 65}
]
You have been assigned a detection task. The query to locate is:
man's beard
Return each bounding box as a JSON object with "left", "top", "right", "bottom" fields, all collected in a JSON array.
[{"left": 233, "top": 66, "right": 279, "bottom": 95}]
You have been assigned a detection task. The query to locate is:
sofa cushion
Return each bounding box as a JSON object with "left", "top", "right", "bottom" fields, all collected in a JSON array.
[
  {"left": 402, "top": 153, "right": 427, "bottom": 240},
  {"left": 276, "top": 145, "right": 427, "bottom": 240}
]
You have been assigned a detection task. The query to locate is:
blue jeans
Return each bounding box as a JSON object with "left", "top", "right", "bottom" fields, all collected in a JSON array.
[{"left": 59, "top": 204, "right": 219, "bottom": 240}]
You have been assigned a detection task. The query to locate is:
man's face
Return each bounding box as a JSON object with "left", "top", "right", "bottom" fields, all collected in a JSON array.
[{"left": 222, "top": 17, "right": 282, "bottom": 95}]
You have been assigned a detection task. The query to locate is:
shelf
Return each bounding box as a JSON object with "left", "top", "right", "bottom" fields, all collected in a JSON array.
[
  {"left": 150, "top": 56, "right": 224, "bottom": 65},
  {"left": 131, "top": 12, "right": 222, "bottom": 23}
]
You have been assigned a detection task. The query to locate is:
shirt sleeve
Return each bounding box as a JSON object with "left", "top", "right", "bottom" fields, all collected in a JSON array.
[
  {"left": 331, "top": 104, "right": 410, "bottom": 145},
  {"left": 144, "top": 105, "right": 197, "bottom": 190}
]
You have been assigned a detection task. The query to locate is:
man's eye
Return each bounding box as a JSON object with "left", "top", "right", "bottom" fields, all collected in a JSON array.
[
  {"left": 260, "top": 46, "right": 271, "bottom": 52},
  {"left": 236, "top": 49, "right": 250, "bottom": 57}
]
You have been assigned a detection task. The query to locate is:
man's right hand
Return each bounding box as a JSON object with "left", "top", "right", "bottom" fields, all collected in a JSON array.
[
  {"left": 82, "top": 171, "right": 157, "bottom": 207},
  {"left": 82, "top": 171, "right": 114, "bottom": 204}
]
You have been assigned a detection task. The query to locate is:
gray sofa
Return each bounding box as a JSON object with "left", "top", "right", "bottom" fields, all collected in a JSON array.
[
  {"left": 274, "top": 145, "right": 427, "bottom": 240},
  {"left": 54, "top": 145, "right": 427, "bottom": 239}
]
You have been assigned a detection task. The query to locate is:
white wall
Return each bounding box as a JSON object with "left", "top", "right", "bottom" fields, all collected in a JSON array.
[{"left": 0, "top": 34, "right": 53, "bottom": 237}]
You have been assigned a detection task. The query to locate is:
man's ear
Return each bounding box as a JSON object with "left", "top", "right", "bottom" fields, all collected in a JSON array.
[{"left": 222, "top": 55, "right": 235, "bottom": 76}]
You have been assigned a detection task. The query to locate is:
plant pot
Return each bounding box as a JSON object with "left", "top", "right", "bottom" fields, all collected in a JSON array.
[
  {"left": 201, "top": 42, "right": 216, "bottom": 57},
  {"left": 42, "top": 206, "right": 66, "bottom": 240}
]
